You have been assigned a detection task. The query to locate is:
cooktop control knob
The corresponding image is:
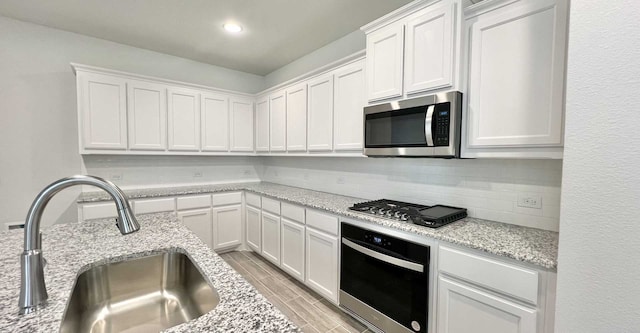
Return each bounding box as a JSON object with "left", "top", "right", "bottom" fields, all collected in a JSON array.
[{"left": 400, "top": 213, "right": 408, "bottom": 221}]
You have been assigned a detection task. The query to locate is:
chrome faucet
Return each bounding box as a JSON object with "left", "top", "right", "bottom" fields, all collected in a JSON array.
[{"left": 18, "top": 175, "right": 140, "bottom": 314}]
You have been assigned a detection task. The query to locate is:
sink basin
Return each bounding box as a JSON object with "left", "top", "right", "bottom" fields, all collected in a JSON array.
[{"left": 60, "top": 251, "right": 219, "bottom": 333}]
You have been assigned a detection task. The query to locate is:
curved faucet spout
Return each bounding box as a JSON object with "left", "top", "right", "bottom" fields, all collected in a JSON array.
[{"left": 19, "top": 175, "right": 140, "bottom": 314}]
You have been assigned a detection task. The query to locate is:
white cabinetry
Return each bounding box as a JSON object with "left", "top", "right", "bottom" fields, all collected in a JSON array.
[
  {"left": 168, "top": 87, "right": 200, "bottom": 151},
  {"left": 212, "top": 204, "right": 242, "bottom": 250},
  {"left": 333, "top": 60, "right": 366, "bottom": 151},
  {"left": 437, "top": 276, "right": 537, "bottom": 333},
  {"left": 286, "top": 83, "right": 308, "bottom": 151},
  {"left": 178, "top": 208, "right": 213, "bottom": 248},
  {"left": 127, "top": 80, "right": 167, "bottom": 150},
  {"left": 462, "top": 0, "right": 568, "bottom": 158},
  {"left": 305, "top": 227, "right": 339, "bottom": 304},
  {"left": 201, "top": 92, "right": 229, "bottom": 152},
  {"left": 362, "top": 0, "right": 461, "bottom": 102},
  {"left": 246, "top": 205, "right": 262, "bottom": 252},
  {"left": 281, "top": 218, "right": 305, "bottom": 282},
  {"left": 307, "top": 74, "right": 334, "bottom": 151},
  {"left": 261, "top": 211, "right": 281, "bottom": 266},
  {"left": 269, "top": 90, "right": 287, "bottom": 152},
  {"left": 77, "top": 72, "right": 128, "bottom": 150},
  {"left": 229, "top": 97, "right": 254, "bottom": 152},
  {"left": 255, "top": 96, "right": 270, "bottom": 152},
  {"left": 365, "top": 24, "right": 405, "bottom": 101}
]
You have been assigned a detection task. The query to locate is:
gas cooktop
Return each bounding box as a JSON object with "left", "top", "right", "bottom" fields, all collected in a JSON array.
[{"left": 348, "top": 199, "right": 467, "bottom": 228}]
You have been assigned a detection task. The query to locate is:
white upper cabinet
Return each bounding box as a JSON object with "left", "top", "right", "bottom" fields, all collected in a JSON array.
[
  {"left": 286, "top": 83, "right": 308, "bottom": 151},
  {"left": 255, "top": 96, "right": 270, "bottom": 152},
  {"left": 269, "top": 90, "right": 287, "bottom": 152},
  {"left": 334, "top": 60, "right": 366, "bottom": 151},
  {"left": 307, "top": 74, "right": 334, "bottom": 151},
  {"left": 127, "top": 80, "right": 167, "bottom": 151},
  {"left": 365, "top": 23, "right": 405, "bottom": 102},
  {"left": 362, "top": 0, "right": 461, "bottom": 102},
  {"left": 405, "top": 1, "right": 455, "bottom": 94},
  {"left": 168, "top": 87, "right": 200, "bottom": 151},
  {"left": 201, "top": 92, "right": 229, "bottom": 152},
  {"left": 77, "top": 72, "right": 128, "bottom": 150},
  {"left": 229, "top": 97, "right": 254, "bottom": 152},
  {"left": 463, "top": 0, "right": 568, "bottom": 158}
]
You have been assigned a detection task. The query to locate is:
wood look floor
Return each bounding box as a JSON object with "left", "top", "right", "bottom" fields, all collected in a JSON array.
[{"left": 219, "top": 251, "right": 370, "bottom": 333}]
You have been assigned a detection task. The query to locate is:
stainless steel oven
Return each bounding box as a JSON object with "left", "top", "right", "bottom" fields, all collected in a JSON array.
[
  {"left": 363, "top": 91, "right": 462, "bottom": 158},
  {"left": 340, "top": 223, "right": 430, "bottom": 333}
]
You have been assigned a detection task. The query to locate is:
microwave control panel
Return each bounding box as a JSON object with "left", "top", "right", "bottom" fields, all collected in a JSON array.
[{"left": 433, "top": 104, "right": 450, "bottom": 146}]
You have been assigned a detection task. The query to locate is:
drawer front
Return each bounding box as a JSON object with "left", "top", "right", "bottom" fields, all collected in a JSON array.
[
  {"left": 245, "top": 192, "right": 261, "bottom": 208},
  {"left": 439, "top": 246, "right": 539, "bottom": 305},
  {"left": 177, "top": 195, "right": 211, "bottom": 210},
  {"left": 306, "top": 209, "right": 338, "bottom": 235},
  {"left": 134, "top": 198, "right": 176, "bottom": 214},
  {"left": 262, "top": 197, "right": 281, "bottom": 215},
  {"left": 82, "top": 202, "right": 118, "bottom": 220},
  {"left": 281, "top": 202, "right": 305, "bottom": 224},
  {"left": 211, "top": 192, "right": 242, "bottom": 206}
]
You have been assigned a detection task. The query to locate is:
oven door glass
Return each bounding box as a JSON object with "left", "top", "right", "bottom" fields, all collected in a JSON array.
[{"left": 341, "top": 238, "right": 428, "bottom": 333}]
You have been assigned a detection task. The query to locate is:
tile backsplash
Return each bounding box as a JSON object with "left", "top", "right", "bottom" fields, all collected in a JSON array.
[{"left": 258, "top": 157, "right": 562, "bottom": 231}]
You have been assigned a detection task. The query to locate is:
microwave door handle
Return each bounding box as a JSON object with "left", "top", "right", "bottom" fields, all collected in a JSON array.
[
  {"left": 342, "top": 238, "right": 424, "bottom": 273},
  {"left": 425, "top": 105, "right": 435, "bottom": 146}
]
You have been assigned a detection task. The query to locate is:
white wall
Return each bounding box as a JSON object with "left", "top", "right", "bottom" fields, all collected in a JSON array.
[
  {"left": 0, "top": 15, "right": 264, "bottom": 228},
  {"left": 259, "top": 157, "right": 562, "bottom": 231},
  {"left": 263, "top": 30, "right": 365, "bottom": 88},
  {"left": 82, "top": 155, "right": 260, "bottom": 188},
  {"left": 554, "top": 1, "right": 640, "bottom": 331}
]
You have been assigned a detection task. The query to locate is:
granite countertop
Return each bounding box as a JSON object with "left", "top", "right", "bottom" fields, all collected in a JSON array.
[
  {"left": 0, "top": 213, "right": 299, "bottom": 332},
  {"left": 79, "top": 182, "right": 559, "bottom": 269}
]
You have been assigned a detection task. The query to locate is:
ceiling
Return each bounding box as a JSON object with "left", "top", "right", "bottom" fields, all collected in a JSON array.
[{"left": 0, "top": 0, "right": 413, "bottom": 76}]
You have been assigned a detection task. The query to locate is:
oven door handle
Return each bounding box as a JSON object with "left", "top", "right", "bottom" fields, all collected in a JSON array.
[{"left": 342, "top": 238, "right": 424, "bottom": 273}]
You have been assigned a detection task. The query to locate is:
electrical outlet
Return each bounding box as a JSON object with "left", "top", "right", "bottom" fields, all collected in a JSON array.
[
  {"left": 517, "top": 194, "right": 542, "bottom": 209},
  {"left": 243, "top": 170, "right": 251, "bottom": 176},
  {"left": 337, "top": 176, "right": 346, "bottom": 184},
  {"left": 193, "top": 172, "right": 203, "bottom": 178},
  {"left": 110, "top": 173, "right": 122, "bottom": 181}
]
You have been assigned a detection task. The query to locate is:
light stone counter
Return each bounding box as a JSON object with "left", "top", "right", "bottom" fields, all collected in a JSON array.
[{"left": 79, "top": 182, "right": 559, "bottom": 269}]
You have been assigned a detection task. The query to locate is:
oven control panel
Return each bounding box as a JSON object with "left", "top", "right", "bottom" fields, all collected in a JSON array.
[{"left": 364, "top": 232, "right": 393, "bottom": 248}]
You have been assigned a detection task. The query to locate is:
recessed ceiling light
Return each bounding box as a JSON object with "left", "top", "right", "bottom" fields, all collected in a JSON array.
[{"left": 223, "top": 23, "right": 242, "bottom": 33}]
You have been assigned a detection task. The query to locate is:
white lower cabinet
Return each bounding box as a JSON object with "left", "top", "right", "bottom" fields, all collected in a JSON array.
[
  {"left": 212, "top": 204, "right": 242, "bottom": 250},
  {"left": 437, "top": 276, "right": 537, "bottom": 333},
  {"left": 261, "top": 211, "right": 281, "bottom": 266},
  {"left": 280, "top": 218, "right": 305, "bottom": 282},
  {"left": 246, "top": 205, "right": 262, "bottom": 252},
  {"left": 305, "top": 227, "right": 339, "bottom": 304},
  {"left": 177, "top": 208, "right": 213, "bottom": 249}
]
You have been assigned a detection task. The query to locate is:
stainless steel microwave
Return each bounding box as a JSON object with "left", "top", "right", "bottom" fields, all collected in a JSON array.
[{"left": 363, "top": 91, "right": 462, "bottom": 158}]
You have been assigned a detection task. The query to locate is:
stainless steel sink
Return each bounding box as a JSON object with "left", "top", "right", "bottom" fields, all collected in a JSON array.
[{"left": 60, "top": 251, "right": 219, "bottom": 333}]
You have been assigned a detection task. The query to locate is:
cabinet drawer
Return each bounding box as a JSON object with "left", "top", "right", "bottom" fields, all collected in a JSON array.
[
  {"left": 177, "top": 195, "right": 211, "bottom": 210},
  {"left": 281, "top": 202, "right": 305, "bottom": 223},
  {"left": 262, "top": 197, "right": 281, "bottom": 215},
  {"left": 439, "top": 246, "right": 539, "bottom": 305},
  {"left": 134, "top": 198, "right": 176, "bottom": 214},
  {"left": 306, "top": 209, "right": 338, "bottom": 235},
  {"left": 211, "top": 192, "right": 242, "bottom": 206},
  {"left": 245, "top": 192, "right": 261, "bottom": 208},
  {"left": 82, "top": 202, "right": 118, "bottom": 220}
]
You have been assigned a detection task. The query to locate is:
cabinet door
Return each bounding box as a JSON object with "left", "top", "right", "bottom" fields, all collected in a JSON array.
[
  {"left": 212, "top": 204, "right": 242, "bottom": 250},
  {"left": 230, "top": 97, "right": 254, "bottom": 152},
  {"left": 281, "top": 218, "right": 305, "bottom": 282},
  {"left": 466, "top": 0, "right": 567, "bottom": 148},
  {"left": 269, "top": 91, "right": 287, "bottom": 151},
  {"left": 286, "top": 83, "right": 307, "bottom": 151},
  {"left": 334, "top": 60, "right": 366, "bottom": 151},
  {"left": 127, "top": 80, "right": 167, "bottom": 150},
  {"left": 78, "top": 72, "right": 127, "bottom": 150},
  {"left": 366, "top": 23, "right": 404, "bottom": 102},
  {"left": 178, "top": 208, "right": 213, "bottom": 249},
  {"left": 201, "top": 92, "right": 229, "bottom": 152},
  {"left": 437, "top": 276, "right": 537, "bottom": 333},
  {"left": 261, "top": 211, "right": 281, "bottom": 266},
  {"left": 246, "top": 205, "right": 261, "bottom": 252},
  {"left": 405, "top": 1, "right": 455, "bottom": 94},
  {"left": 168, "top": 88, "right": 200, "bottom": 151},
  {"left": 307, "top": 74, "right": 334, "bottom": 151},
  {"left": 255, "top": 96, "right": 270, "bottom": 152},
  {"left": 305, "top": 227, "right": 339, "bottom": 304}
]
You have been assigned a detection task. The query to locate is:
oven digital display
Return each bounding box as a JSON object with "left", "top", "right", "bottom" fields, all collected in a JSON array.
[{"left": 373, "top": 236, "right": 383, "bottom": 245}]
